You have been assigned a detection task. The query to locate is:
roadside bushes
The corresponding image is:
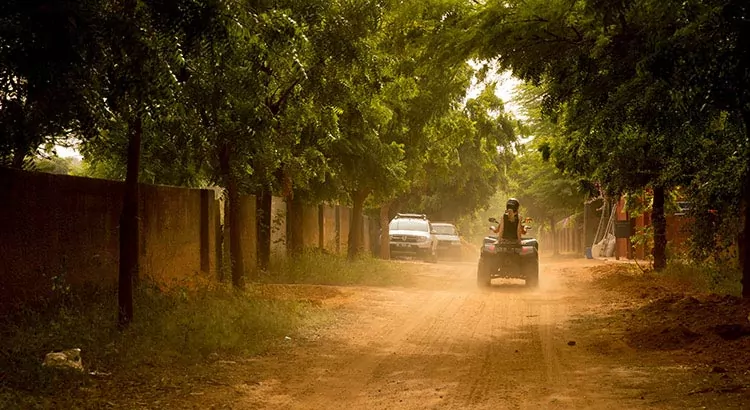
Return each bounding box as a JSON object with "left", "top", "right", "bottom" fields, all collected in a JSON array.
[{"left": 0, "top": 280, "right": 316, "bottom": 407}]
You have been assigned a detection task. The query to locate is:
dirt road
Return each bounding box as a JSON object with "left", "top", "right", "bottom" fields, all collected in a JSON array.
[{"left": 192, "top": 257, "right": 719, "bottom": 410}]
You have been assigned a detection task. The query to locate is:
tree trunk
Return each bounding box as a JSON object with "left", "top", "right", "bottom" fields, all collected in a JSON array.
[
  {"left": 379, "top": 203, "right": 391, "bottom": 260},
  {"left": 550, "top": 216, "right": 559, "bottom": 256},
  {"left": 348, "top": 189, "right": 369, "bottom": 260},
  {"left": 256, "top": 188, "right": 272, "bottom": 271},
  {"left": 220, "top": 145, "right": 244, "bottom": 289},
  {"left": 737, "top": 110, "right": 750, "bottom": 297},
  {"left": 118, "top": 116, "right": 141, "bottom": 329},
  {"left": 218, "top": 195, "right": 228, "bottom": 282},
  {"left": 652, "top": 185, "right": 667, "bottom": 271},
  {"left": 227, "top": 181, "right": 244, "bottom": 288},
  {"left": 741, "top": 181, "right": 750, "bottom": 298},
  {"left": 11, "top": 147, "right": 26, "bottom": 169},
  {"left": 286, "top": 195, "right": 304, "bottom": 256}
]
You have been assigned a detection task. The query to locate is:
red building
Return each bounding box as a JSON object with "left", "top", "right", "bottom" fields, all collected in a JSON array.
[{"left": 614, "top": 197, "right": 691, "bottom": 260}]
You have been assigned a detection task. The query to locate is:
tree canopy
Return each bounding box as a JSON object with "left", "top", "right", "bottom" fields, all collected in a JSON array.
[{"left": 459, "top": 0, "right": 749, "bottom": 290}]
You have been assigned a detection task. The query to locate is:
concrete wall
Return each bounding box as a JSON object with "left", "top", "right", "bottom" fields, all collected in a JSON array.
[
  {"left": 302, "top": 205, "right": 320, "bottom": 248},
  {"left": 240, "top": 195, "right": 257, "bottom": 271},
  {"left": 139, "top": 184, "right": 218, "bottom": 284},
  {"left": 270, "top": 201, "right": 358, "bottom": 255},
  {"left": 270, "top": 196, "right": 287, "bottom": 254},
  {"left": 368, "top": 216, "right": 381, "bottom": 255},
  {"left": 0, "top": 168, "right": 221, "bottom": 312},
  {"left": 0, "top": 168, "right": 373, "bottom": 312},
  {"left": 322, "top": 205, "right": 337, "bottom": 252},
  {"left": 362, "top": 216, "right": 371, "bottom": 253},
  {"left": 339, "top": 206, "right": 350, "bottom": 252},
  {"left": 1, "top": 169, "right": 123, "bottom": 308}
]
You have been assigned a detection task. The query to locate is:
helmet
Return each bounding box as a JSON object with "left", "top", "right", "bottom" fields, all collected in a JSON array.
[{"left": 506, "top": 198, "right": 520, "bottom": 212}]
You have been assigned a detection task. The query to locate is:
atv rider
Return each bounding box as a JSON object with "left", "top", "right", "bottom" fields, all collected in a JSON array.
[{"left": 494, "top": 198, "right": 526, "bottom": 241}]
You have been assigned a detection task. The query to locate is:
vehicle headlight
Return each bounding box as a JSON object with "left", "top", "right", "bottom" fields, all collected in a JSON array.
[{"left": 420, "top": 236, "right": 431, "bottom": 243}]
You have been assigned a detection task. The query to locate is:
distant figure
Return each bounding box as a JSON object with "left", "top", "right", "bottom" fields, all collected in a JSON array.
[{"left": 494, "top": 198, "right": 525, "bottom": 241}]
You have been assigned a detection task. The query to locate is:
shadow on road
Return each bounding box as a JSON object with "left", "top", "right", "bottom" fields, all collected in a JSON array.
[{"left": 480, "top": 282, "right": 535, "bottom": 294}]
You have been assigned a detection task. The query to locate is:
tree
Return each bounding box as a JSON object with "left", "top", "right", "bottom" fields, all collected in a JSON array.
[
  {"left": 395, "top": 84, "right": 517, "bottom": 221},
  {"left": 0, "top": 0, "right": 106, "bottom": 168},
  {"left": 512, "top": 147, "right": 585, "bottom": 255},
  {"left": 179, "top": 4, "right": 311, "bottom": 286},
  {"left": 331, "top": 0, "right": 494, "bottom": 259},
  {"left": 33, "top": 154, "right": 81, "bottom": 175},
  {"left": 508, "top": 84, "right": 587, "bottom": 254},
  {"left": 461, "top": 0, "right": 724, "bottom": 271},
  {"left": 640, "top": 0, "right": 750, "bottom": 295}
]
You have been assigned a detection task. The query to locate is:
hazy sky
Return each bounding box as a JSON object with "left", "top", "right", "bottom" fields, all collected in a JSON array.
[
  {"left": 56, "top": 144, "right": 82, "bottom": 159},
  {"left": 466, "top": 69, "right": 523, "bottom": 119}
]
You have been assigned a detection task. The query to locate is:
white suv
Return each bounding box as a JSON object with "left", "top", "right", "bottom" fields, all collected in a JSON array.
[{"left": 388, "top": 213, "right": 438, "bottom": 262}]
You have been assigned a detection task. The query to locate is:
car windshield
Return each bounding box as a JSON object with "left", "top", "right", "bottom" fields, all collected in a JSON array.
[
  {"left": 389, "top": 219, "right": 429, "bottom": 232},
  {"left": 432, "top": 225, "right": 457, "bottom": 235}
]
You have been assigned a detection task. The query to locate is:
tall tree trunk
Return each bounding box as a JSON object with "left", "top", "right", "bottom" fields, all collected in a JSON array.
[
  {"left": 256, "top": 188, "right": 272, "bottom": 271},
  {"left": 348, "top": 189, "right": 369, "bottom": 260},
  {"left": 11, "top": 147, "right": 26, "bottom": 169},
  {"left": 286, "top": 195, "right": 304, "bottom": 256},
  {"left": 740, "top": 180, "right": 750, "bottom": 298},
  {"left": 550, "top": 216, "right": 559, "bottom": 256},
  {"left": 220, "top": 145, "right": 244, "bottom": 289},
  {"left": 118, "top": 116, "right": 142, "bottom": 329},
  {"left": 652, "top": 185, "right": 667, "bottom": 271},
  {"left": 227, "top": 180, "right": 244, "bottom": 288},
  {"left": 379, "top": 203, "right": 391, "bottom": 260},
  {"left": 736, "top": 110, "right": 750, "bottom": 297},
  {"left": 218, "top": 195, "right": 229, "bottom": 282}
]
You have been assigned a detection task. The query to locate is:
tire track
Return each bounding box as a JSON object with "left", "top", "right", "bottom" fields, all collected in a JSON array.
[
  {"left": 288, "top": 290, "right": 458, "bottom": 408},
  {"left": 224, "top": 259, "right": 658, "bottom": 410}
]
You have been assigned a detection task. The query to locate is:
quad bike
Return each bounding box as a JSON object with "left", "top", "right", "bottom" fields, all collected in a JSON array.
[{"left": 476, "top": 217, "right": 539, "bottom": 288}]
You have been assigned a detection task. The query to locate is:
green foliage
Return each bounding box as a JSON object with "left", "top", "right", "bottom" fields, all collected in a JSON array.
[
  {"left": 511, "top": 145, "right": 584, "bottom": 226},
  {"left": 0, "top": 0, "right": 106, "bottom": 167},
  {"left": 33, "top": 156, "right": 82, "bottom": 176},
  {"left": 2, "top": 0, "right": 506, "bottom": 225},
  {"left": 2, "top": 0, "right": 523, "bottom": 270},
  {"left": 503, "top": 83, "right": 586, "bottom": 229},
  {"left": 0, "top": 281, "right": 318, "bottom": 407},
  {"left": 682, "top": 122, "right": 747, "bottom": 263},
  {"left": 397, "top": 84, "right": 518, "bottom": 220},
  {"left": 467, "top": 1, "right": 695, "bottom": 189},
  {"left": 462, "top": 0, "right": 750, "bottom": 278},
  {"left": 659, "top": 260, "right": 742, "bottom": 297}
]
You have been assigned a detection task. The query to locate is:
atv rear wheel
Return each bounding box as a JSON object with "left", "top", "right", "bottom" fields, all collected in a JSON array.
[
  {"left": 523, "top": 257, "right": 539, "bottom": 288},
  {"left": 477, "top": 259, "right": 492, "bottom": 287}
]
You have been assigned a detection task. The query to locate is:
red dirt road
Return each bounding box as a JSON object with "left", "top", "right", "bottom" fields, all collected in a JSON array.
[{"left": 191, "top": 257, "right": 728, "bottom": 409}]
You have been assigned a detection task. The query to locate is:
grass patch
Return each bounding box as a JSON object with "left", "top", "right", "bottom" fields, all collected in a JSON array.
[
  {"left": 0, "top": 282, "right": 320, "bottom": 409},
  {"left": 262, "top": 250, "right": 411, "bottom": 286},
  {"left": 592, "top": 259, "right": 742, "bottom": 297},
  {"left": 0, "top": 252, "right": 402, "bottom": 407},
  {"left": 659, "top": 260, "right": 742, "bottom": 296}
]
